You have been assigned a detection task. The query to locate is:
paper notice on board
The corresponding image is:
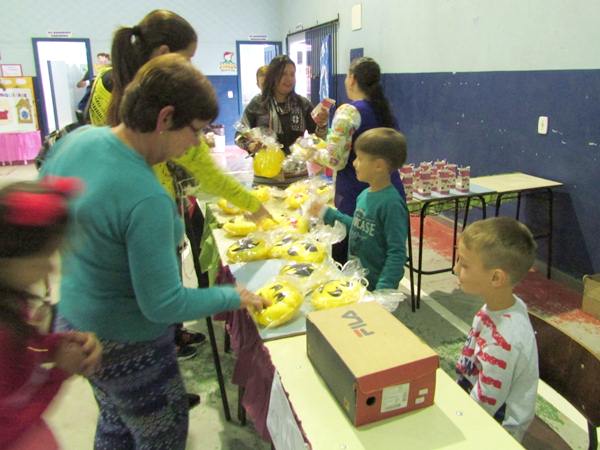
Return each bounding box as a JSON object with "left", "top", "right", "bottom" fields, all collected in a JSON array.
[{"left": 266, "top": 372, "right": 308, "bottom": 450}]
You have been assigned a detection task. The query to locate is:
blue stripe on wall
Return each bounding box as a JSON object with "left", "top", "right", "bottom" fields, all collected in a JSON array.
[
  {"left": 207, "top": 75, "right": 240, "bottom": 144},
  {"left": 337, "top": 70, "right": 600, "bottom": 277}
]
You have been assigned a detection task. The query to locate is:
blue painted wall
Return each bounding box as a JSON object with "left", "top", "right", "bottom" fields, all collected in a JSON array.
[
  {"left": 333, "top": 70, "right": 600, "bottom": 278},
  {"left": 207, "top": 75, "right": 240, "bottom": 143}
]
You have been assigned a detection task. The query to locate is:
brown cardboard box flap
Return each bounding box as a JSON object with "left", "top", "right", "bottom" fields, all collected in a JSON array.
[
  {"left": 356, "top": 355, "right": 440, "bottom": 394},
  {"left": 307, "top": 302, "right": 439, "bottom": 382}
]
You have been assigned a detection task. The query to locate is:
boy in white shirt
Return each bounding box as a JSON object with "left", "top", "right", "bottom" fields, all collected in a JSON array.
[{"left": 454, "top": 217, "right": 539, "bottom": 441}]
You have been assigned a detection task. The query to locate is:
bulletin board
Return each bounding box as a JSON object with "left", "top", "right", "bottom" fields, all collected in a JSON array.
[{"left": 0, "top": 77, "right": 39, "bottom": 133}]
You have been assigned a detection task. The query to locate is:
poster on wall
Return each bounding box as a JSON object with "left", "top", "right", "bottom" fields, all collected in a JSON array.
[
  {"left": 219, "top": 52, "right": 237, "bottom": 72},
  {"left": 0, "top": 77, "right": 39, "bottom": 133}
]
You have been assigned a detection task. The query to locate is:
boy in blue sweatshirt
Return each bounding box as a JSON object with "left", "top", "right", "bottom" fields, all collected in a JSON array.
[{"left": 310, "top": 127, "right": 408, "bottom": 290}]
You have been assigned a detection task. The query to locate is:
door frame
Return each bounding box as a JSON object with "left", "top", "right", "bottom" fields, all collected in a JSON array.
[
  {"left": 32, "top": 37, "right": 92, "bottom": 136},
  {"left": 235, "top": 40, "right": 282, "bottom": 115}
]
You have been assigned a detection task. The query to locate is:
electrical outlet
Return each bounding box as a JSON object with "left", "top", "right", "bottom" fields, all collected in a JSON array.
[
  {"left": 538, "top": 116, "right": 548, "bottom": 135},
  {"left": 227, "top": 90, "right": 234, "bottom": 99}
]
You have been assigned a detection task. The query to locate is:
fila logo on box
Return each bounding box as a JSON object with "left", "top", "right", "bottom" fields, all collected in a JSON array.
[{"left": 342, "top": 310, "right": 375, "bottom": 337}]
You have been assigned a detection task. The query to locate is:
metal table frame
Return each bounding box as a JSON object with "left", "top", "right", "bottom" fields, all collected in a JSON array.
[{"left": 405, "top": 188, "right": 491, "bottom": 311}]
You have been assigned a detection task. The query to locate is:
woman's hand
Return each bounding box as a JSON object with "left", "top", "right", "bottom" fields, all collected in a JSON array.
[
  {"left": 236, "top": 284, "right": 271, "bottom": 312},
  {"left": 246, "top": 205, "right": 272, "bottom": 222}
]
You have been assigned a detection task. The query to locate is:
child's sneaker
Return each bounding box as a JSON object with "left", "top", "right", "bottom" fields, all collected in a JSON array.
[
  {"left": 176, "top": 329, "right": 207, "bottom": 347},
  {"left": 176, "top": 345, "right": 197, "bottom": 361}
]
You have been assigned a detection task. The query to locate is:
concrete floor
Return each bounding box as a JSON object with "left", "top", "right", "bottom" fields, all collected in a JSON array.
[{"left": 3, "top": 163, "right": 598, "bottom": 449}]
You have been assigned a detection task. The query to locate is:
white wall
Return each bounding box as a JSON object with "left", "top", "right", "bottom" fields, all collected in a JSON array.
[
  {"left": 280, "top": 0, "right": 600, "bottom": 73},
  {"left": 0, "top": 0, "right": 283, "bottom": 76}
]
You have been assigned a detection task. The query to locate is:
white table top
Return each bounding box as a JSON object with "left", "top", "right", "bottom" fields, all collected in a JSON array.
[
  {"left": 471, "top": 172, "right": 562, "bottom": 193},
  {"left": 266, "top": 335, "right": 522, "bottom": 450}
]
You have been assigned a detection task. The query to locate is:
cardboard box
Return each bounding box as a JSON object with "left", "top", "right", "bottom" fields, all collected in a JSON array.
[
  {"left": 582, "top": 274, "right": 600, "bottom": 320},
  {"left": 306, "top": 302, "right": 439, "bottom": 426}
]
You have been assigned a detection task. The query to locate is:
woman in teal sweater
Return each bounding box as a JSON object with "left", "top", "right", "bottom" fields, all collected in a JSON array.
[{"left": 42, "top": 54, "right": 268, "bottom": 449}]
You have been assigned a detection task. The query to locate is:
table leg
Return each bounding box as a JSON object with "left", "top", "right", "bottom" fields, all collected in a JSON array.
[
  {"left": 416, "top": 202, "right": 431, "bottom": 309},
  {"left": 546, "top": 188, "right": 554, "bottom": 279},
  {"left": 238, "top": 386, "right": 247, "bottom": 425},
  {"left": 406, "top": 214, "right": 416, "bottom": 312},
  {"left": 206, "top": 316, "right": 231, "bottom": 421}
]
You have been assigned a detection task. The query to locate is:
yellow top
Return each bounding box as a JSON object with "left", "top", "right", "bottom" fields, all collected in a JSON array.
[
  {"left": 88, "top": 67, "right": 113, "bottom": 127},
  {"left": 88, "top": 70, "right": 260, "bottom": 212}
]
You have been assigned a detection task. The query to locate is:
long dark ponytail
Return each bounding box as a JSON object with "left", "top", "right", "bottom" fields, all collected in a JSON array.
[
  {"left": 349, "top": 57, "right": 396, "bottom": 128},
  {"left": 107, "top": 9, "right": 197, "bottom": 126}
]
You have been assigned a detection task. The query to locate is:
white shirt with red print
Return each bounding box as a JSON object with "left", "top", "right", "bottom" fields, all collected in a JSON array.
[{"left": 456, "top": 295, "right": 538, "bottom": 441}]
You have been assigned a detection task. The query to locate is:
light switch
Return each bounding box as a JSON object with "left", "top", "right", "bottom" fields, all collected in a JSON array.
[{"left": 538, "top": 116, "right": 548, "bottom": 135}]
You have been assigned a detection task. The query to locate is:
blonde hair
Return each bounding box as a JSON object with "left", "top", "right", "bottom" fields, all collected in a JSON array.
[{"left": 461, "top": 217, "right": 536, "bottom": 284}]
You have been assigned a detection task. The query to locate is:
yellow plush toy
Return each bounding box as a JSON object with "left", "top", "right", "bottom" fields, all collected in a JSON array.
[
  {"left": 251, "top": 185, "right": 271, "bottom": 203},
  {"left": 311, "top": 278, "right": 365, "bottom": 310},
  {"left": 269, "top": 234, "right": 298, "bottom": 259},
  {"left": 217, "top": 198, "right": 242, "bottom": 215},
  {"left": 283, "top": 239, "right": 326, "bottom": 263},
  {"left": 227, "top": 237, "right": 270, "bottom": 263},
  {"left": 253, "top": 280, "right": 304, "bottom": 328},
  {"left": 284, "top": 191, "right": 309, "bottom": 210},
  {"left": 223, "top": 216, "right": 257, "bottom": 237},
  {"left": 280, "top": 262, "right": 317, "bottom": 278}
]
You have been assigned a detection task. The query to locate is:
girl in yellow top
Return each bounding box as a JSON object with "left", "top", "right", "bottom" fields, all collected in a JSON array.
[{"left": 89, "top": 9, "right": 266, "bottom": 216}]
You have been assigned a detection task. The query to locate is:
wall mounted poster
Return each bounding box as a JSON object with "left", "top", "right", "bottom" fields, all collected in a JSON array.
[{"left": 0, "top": 77, "right": 39, "bottom": 132}]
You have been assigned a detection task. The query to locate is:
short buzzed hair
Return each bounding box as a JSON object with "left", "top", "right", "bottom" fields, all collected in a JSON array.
[
  {"left": 354, "top": 127, "right": 407, "bottom": 171},
  {"left": 461, "top": 217, "right": 537, "bottom": 285}
]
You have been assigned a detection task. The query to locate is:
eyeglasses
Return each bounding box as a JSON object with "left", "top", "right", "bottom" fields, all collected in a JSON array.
[{"left": 188, "top": 124, "right": 204, "bottom": 138}]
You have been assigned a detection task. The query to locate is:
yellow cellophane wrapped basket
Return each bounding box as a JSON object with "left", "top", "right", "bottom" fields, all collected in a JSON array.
[{"left": 253, "top": 146, "right": 285, "bottom": 178}]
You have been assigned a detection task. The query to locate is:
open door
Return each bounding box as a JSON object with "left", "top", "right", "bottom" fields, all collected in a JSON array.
[
  {"left": 235, "top": 41, "right": 282, "bottom": 114},
  {"left": 32, "top": 38, "right": 92, "bottom": 136}
]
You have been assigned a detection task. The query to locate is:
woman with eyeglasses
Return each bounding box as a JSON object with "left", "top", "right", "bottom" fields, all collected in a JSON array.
[
  {"left": 42, "top": 54, "right": 270, "bottom": 450},
  {"left": 87, "top": 8, "right": 270, "bottom": 361}
]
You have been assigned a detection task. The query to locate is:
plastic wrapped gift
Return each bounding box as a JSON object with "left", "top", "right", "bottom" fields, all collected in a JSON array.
[
  {"left": 456, "top": 166, "right": 471, "bottom": 192},
  {"left": 311, "top": 97, "right": 336, "bottom": 122},
  {"left": 402, "top": 174, "right": 414, "bottom": 201},
  {"left": 446, "top": 163, "right": 457, "bottom": 186},
  {"left": 434, "top": 159, "right": 447, "bottom": 171},
  {"left": 253, "top": 279, "right": 304, "bottom": 328},
  {"left": 253, "top": 145, "right": 285, "bottom": 178},
  {"left": 399, "top": 164, "right": 414, "bottom": 179},
  {"left": 436, "top": 169, "right": 451, "bottom": 195},
  {"left": 417, "top": 171, "right": 432, "bottom": 196},
  {"left": 227, "top": 235, "right": 271, "bottom": 263},
  {"left": 309, "top": 259, "right": 369, "bottom": 310}
]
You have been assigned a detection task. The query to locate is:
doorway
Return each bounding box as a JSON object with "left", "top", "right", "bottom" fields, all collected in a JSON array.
[
  {"left": 32, "top": 38, "right": 92, "bottom": 136},
  {"left": 235, "top": 41, "right": 282, "bottom": 115}
]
